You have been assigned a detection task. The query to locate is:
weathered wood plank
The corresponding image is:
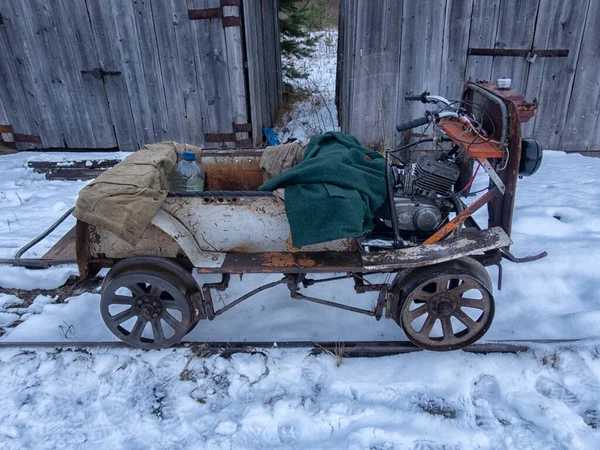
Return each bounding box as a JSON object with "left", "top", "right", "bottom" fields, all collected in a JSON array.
[
  {"left": 523, "top": 0, "right": 589, "bottom": 146},
  {"left": 350, "top": 0, "right": 386, "bottom": 147},
  {"left": 29, "top": 0, "right": 97, "bottom": 148},
  {"left": 563, "top": 0, "right": 600, "bottom": 150},
  {"left": 109, "top": 0, "right": 156, "bottom": 147},
  {"left": 42, "top": 226, "right": 76, "bottom": 260},
  {"left": 86, "top": 0, "right": 138, "bottom": 150},
  {"left": 465, "top": 1, "right": 501, "bottom": 83},
  {"left": 223, "top": 4, "right": 249, "bottom": 143},
  {"left": 396, "top": 0, "right": 448, "bottom": 130},
  {"left": 490, "top": 0, "right": 540, "bottom": 92},
  {"left": 171, "top": 0, "right": 207, "bottom": 147},
  {"left": 0, "top": 1, "right": 46, "bottom": 149},
  {"left": 242, "top": 0, "right": 264, "bottom": 146},
  {"left": 441, "top": 0, "right": 474, "bottom": 101},
  {"left": 132, "top": 0, "right": 171, "bottom": 143},
  {"left": 188, "top": 0, "right": 234, "bottom": 149},
  {"left": 55, "top": 0, "right": 117, "bottom": 148}
]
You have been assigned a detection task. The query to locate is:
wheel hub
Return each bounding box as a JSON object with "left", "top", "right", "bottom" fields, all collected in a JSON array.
[
  {"left": 136, "top": 295, "right": 162, "bottom": 319},
  {"left": 429, "top": 293, "right": 458, "bottom": 317}
]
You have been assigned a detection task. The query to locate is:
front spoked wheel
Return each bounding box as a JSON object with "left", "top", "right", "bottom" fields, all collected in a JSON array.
[
  {"left": 393, "top": 259, "right": 495, "bottom": 351},
  {"left": 100, "top": 259, "right": 199, "bottom": 349}
]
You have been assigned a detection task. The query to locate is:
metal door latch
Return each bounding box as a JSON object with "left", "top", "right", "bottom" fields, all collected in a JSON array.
[{"left": 81, "top": 68, "right": 122, "bottom": 80}]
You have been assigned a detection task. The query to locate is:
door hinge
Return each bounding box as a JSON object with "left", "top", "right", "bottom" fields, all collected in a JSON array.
[
  {"left": 0, "top": 124, "right": 42, "bottom": 148},
  {"left": 188, "top": 0, "right": 242, "bottom": 27},
  {"left": 0, "top": 14, "right": 4, "bottom": 25}
]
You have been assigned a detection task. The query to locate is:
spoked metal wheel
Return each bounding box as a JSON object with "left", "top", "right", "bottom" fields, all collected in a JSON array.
[
  {"left": 100, "top": 257, "right": 201, "bottom": 349},
  {"left": 392, "top": 258, "right": 494, "bottom": 351}
]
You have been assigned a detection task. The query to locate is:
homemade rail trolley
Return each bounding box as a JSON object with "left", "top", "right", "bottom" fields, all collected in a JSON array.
[{"left": 30, "top": 81, "right": 546, "bottom": 351}]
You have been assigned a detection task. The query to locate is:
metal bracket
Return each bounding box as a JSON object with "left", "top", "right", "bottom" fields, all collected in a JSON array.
[
  {"left": 81, "top": 68, "right": 122, "bottom": 80},
  {"left": 469, "top": 48, "right": 569, "bottom": 58},
  {"left": 188, "top": 0, "right": 242, "bottom": 27},
  {"left": 478, "top": 157, "right": 506, "bottom": 194},
  {"left": 0, "top": 124, "right": 41, "bottom": 147}
]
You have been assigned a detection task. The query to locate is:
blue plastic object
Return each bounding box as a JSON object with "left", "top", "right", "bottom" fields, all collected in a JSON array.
[
  {"left": 177, "top": 151, "right": 196, "bottom": 161},
  {"left": 263, "top": 126, "right": 280, "bottom": 146}
]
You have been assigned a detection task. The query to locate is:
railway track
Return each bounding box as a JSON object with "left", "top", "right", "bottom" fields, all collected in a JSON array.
[{"left": 0, "top": 339, "right": 584, "bottom": 357}]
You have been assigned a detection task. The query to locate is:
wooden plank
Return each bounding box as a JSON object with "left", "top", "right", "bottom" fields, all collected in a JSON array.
[
  {"left": 242, "top": 0, "right": 263, "bottom": 146},
  {"left": 563, "top": 0, "right": 600, "bottom": 150},
  {"left": 41, "top": 226, "right": 76, "bottom": 260},
  {"left": 395, "top": 0, "right": 448, "bottom": 132},
  {"left": 465, "top": 1, "right": 501, "bottom": 83},
  {"left": 489, "top": 0, "right": 540, "bottom": 93},
  {"left": 441, "top": 0, "right": 474, "bottom": 101},
  {"left": 55, "top": 0, "right": 117, "bottom": 148},
  {"left": 37, "top": 0, "right": 98, "bottom": 149},
  {"left": 171, "top": 0, "right": 207, "bottom": 147},
  {"left": 523, "top": 0, "right": 589, "bottom": 147},
  {"left": 350, "top": 0, "right": 386, "bottom": 147},
  {"left": 132, "top": 0, "right": 171, "bottom": 143},
  {"left": 109, "top": 0, "right": 155, "bottom": 147},
  {"left": 0, "top": 1, "right": 45, "bottom": 149},
  {"left": 188, "top": 0, "right": 234, "bottom": 149},
  {"left": 86, "top": 0, "right": 138, "bottom": 150},
  {"left": 26, "top": 0, "right": 95, "bottom": 148}
]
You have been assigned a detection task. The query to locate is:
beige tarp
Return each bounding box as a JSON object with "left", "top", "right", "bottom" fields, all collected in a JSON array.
[
  {"left": 259, "top": 140, "right": 308, "bottom": 182},
  {"left": 73, "top": 141, "right": 201, "bottom": 246}
]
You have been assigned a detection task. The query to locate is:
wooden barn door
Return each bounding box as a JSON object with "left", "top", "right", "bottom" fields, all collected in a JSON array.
[
  {"left": 0, "top": 0, "right": 252, "bottom": 151},
  {"left": 0, "top": 0, "right": 118, "bottom": 149}
]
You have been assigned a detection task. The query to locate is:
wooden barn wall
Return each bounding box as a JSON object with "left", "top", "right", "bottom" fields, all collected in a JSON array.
[
  {"left": 337, "top": 0, "right": 599, "bottom": 151},
  {"left": 0, "top": 0, "right": 281, "bottom": 151},
  {"left": 243, "top": 0, "right": 282, "bottom": 147}
]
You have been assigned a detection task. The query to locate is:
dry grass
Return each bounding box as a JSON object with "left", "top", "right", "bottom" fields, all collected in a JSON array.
[
  {"left": 315, "top": 341, "right": 346, "bottom": 367},
  {"left": 0, "top": 144, "right": 17, "bottom": 155},
  {"left": 0, "top": 276, "right": 103, "bottom": 307}
]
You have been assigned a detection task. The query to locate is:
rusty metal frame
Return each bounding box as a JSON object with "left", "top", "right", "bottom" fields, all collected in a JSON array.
[{"left": 422, "top": 189, "right": 500, "bottom": 245}]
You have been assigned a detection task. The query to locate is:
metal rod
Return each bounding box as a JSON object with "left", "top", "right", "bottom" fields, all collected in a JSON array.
[
  {"left": 385, "top": 152, "right": 402, "bottom": 248},
  {"left": 14, "top": 206, "right": 75, "bottom": 259},
  {"left": 0, "top": 339, "right": 585, "bottom": 356},
  {"left": 292, "top": 293, "right": 375, "bottom": 316},
  {"left": 0, "top": 258, "right": 77, "bottom": 268},
  {"left": 214, "top": 279, "right": 287, "bottom": 316}
]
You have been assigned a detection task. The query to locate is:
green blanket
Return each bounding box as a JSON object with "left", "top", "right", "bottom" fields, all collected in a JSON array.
[{"left": 259, "top": 132, "right": 387, "bottom": 247}]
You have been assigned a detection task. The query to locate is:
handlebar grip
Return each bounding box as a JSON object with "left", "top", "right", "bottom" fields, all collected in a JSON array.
[
  {"left": 404, "top": 96, "right": 422, "bottom": 102},
  {"left": 396, "top": 116, "right": 430, "bottom": 133}
]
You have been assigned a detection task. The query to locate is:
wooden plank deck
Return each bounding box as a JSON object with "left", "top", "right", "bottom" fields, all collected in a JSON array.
[{"left": 42, "top": 226, "right": 76, "bottom": 260}]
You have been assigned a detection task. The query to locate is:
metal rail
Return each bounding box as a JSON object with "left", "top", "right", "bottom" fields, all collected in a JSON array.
[{"left": 0, "top": 339, "right": 584, "bottom": 357}]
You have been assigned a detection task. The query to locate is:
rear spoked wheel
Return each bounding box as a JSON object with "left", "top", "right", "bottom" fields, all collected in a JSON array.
[
  {"left": 393, "top": 258, "right": 495, "bottom": 351},
  {"left": 100, "top": 257, "right": 200, "bottom": 349}
]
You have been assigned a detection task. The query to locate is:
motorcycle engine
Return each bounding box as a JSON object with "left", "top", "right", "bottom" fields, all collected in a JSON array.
[{"left": 391, "top": 152, "right": 460, "bottom": 233}]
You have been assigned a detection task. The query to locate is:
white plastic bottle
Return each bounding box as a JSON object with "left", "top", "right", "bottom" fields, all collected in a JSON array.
[{"left": 171, "top": 151, "right": 205, "bottom": 192}]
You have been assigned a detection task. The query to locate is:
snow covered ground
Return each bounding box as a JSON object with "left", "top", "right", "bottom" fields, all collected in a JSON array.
[{"left": 2, "top": 30, "right": 600, "bottom": 448}]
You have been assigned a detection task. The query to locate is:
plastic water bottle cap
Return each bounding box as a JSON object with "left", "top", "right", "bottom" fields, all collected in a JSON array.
[{"left": 182, "top": 151, "right": 196, "bottom": 161}]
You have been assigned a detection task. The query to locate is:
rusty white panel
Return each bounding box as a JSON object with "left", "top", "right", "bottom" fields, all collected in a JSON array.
[
  {"left": 162, "top": 196, "right": 356, "bottom": 252},
  {"left": 150, "top": 209, "right": 225, "bottom": 267}
]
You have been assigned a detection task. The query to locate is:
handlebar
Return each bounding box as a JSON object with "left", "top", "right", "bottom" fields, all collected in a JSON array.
[
  {"left": 405, "top": 95, "right": 425, "bottom": 102},
  {"left": 396, "top": 110, "right": 472, "bottom": 133},
  {"left": 396, "top": 116, "right": 430, "bottom": 132}
]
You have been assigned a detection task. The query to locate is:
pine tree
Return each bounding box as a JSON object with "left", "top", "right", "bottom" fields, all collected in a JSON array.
[{"left": 279, "top": 0, "right": 317, "bottom": 79}]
